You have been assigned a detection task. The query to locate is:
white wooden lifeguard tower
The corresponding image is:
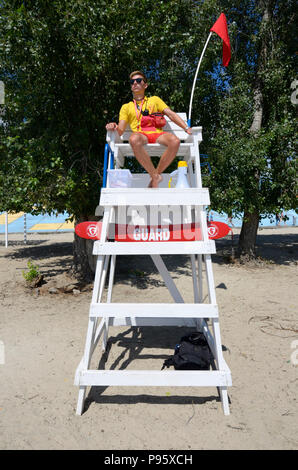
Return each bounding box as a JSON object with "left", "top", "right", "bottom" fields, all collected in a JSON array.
[{"left": 74, "top": 114, "right": 232, "bottom": 415}]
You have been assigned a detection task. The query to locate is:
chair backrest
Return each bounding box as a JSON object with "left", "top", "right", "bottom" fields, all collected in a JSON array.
[{"left": 107, "top": 113, "right": 189, "bottom": 143}]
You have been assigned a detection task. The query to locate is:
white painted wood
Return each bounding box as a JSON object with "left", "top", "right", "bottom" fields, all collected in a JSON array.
[
  {"left": 74, "top": 357, "right": 85, "bottom": 386},
  {"left": 110, "top": 204, "right": 197, "bottom": 227},
  {"left": 93, "top": 241, "right": 216, "bottom": 256},
  {"left": 106, "top": 115, "right": 202, "bottom": 170},
  {"left": 107, "top": 255, "right": 116, "bottom": 303},
  {"left": 188, "top": 160, "right": 196, "bottom": 188},
  {"left": 204, "top": 254, "right": 225, "bottom": 369},
  {"left": 150, "top": 255, "right": 184, "bottom": 303},
  {"left": 116, "top": 143, "right": 192, "bottom": 158},
  {"left": 75, "top": 119, "right": 231, "bottom": 416},
  {"left": 89, "top": 302, "right": 218, "bottom": 318},
  {"left": 106, "top": 317, "right": 198, "bottom": 327},
  {"left": 195, "top": 146, "right": 203, "bottom": 189},
  {"left": 100, "top": 207, "right": 113, "bottom": 242},
  {"left": 219, "top": 386, "right": 230, "bottom": 416},
  {"left": 197, "top": 254, "right": 203, "bottom": 303},
  {"left": 204, "top": 254, "right": 217, "bottom": 305},
  {"left": 98, "top": 255, "right": 110, "bottom": 305},
  {"left": 199, "top": 208, "right": 209, "bottom": 242},
  {"left": 190, "top": 254, "right": 200, "bottom": 303},
  {"left": 76, "top": 316, "right": 97, "bottom": 414},
  {"left": 102, "top": 254, "right": 116, "bottom": 351},
  {"left": 101, "top": 188, "right": 209, "bottom": 206},
  {"left": 117, "top": 126, "right": 202, "bottom": 144},
  {"left": 100, "top": 188, "right": 210, "bottom": 207},
  {"left": 78, "top": 370, "right": 230, "bottom": 387},
  {"left": 92, "top": 318, "right": 106, "bottom": 356},
  {"left": 76, "top": 386, "right": 87, "bottom": 415},
  {"left": 91, "top": 256, "right": 104, "bottom": 304},
  {"left": 211, "top": 318, "right": 226, "bottom": 371},
  {"left": 199, "top": 318, "right": 217, "bottom": 362}
]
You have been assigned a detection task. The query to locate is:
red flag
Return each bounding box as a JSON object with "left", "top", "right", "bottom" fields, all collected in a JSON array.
[{"left": 210, "top": 13, "right": 231, "bottom": 67}]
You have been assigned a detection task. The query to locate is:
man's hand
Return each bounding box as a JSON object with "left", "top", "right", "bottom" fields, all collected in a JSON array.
[
  {"left": 163, "top": 108, "right": 192, "bottom": 135},
  {"left": 106, "top": 122, "right": 118, "bottom": 131}
]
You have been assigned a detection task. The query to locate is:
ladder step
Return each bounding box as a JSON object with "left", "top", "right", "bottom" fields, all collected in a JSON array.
[
  {"left": 90, "top": 303, "right": 218, "bottom": 318},
  {"left": 77, "top": 370, "right": 231, "bottom": 387},
  {"left": 93, "top": 240, "right": 216, "bottom": 255},
  {"left": 100, "top": 188, "right": 210, "bottom": 206},
  {"left": 107, "top": 317, "right": 198, "bottom": 327},
  {"left": 116, "top": 143, "right": 192, "bottom": 158}
]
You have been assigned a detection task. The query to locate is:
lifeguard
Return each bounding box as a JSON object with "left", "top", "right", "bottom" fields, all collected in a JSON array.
[{"left": 106, "top": 70, "right": 192, "bottom": 188}]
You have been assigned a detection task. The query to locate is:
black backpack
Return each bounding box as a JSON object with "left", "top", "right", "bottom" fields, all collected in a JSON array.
[{"left": 162, "top": 332, "right": 212, "bottom": 370}]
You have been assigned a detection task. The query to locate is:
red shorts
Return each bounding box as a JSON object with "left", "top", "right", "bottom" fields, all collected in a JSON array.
[{"left": 139, "top": 131, "right": 166, "bottom": 143}]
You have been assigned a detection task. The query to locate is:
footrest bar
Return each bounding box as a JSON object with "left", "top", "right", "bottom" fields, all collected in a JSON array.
[
  {"left": 89, "top": 303, "right": 219, "bottom": 318},
  {"left": 78, "top": 370, "right": 231, "bottom": 387}
]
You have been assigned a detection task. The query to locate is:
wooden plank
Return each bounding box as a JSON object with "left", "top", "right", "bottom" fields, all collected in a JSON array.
[
  {"left": 116, "top": 143, "right": 192, "bottom": 158},
  {"left": 92, "top": 240, "right": 216, "bottom": 255},
  {"left": 78, "top": 370, "right": 230, "bottom": 387},
  {"left": 219, "top": 386, "right": 230, "bottom": 415},
  {"left": 100, "top": 188, "right": 210, "bottom": 206},
  {"left": 106, "top": 317, "right": 198, "bottom": 327},
  {"left": 150, "top": 255, "right": 184, "bottom": 303},
  {"left": 89, "top": 302, "right": 218, "bottom": 318}
]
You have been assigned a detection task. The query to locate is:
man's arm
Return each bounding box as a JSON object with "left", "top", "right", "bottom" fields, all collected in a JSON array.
[
  {"left": 105, "top": 120, "right": 127, "bottom": 136},
  {"left": 162, "top": 108, "right": 192, "bottom": 134}
]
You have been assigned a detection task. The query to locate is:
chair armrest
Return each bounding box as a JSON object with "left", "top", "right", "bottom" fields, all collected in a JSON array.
[
  {"left": 106, "top": 131, "right": 122, "bottom": 145},
  {"left": 184, "top": 126, "right": 202, "bottom": 143}
]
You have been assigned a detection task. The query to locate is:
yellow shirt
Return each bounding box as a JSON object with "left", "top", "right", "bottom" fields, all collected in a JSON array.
[{"left": 119, "top": 95, "right": 168, "bottom": 133}]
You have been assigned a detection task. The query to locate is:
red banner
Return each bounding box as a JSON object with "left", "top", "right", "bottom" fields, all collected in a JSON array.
[{"left": 75, "top": 221, "right": 232, "bottom": 242}]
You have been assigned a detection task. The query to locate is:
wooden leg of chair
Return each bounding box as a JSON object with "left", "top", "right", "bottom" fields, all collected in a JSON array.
[
  {"left": 76, "top": 317, "right": 96, "bottom": 415},
  {"left": 102, "top": 255, "right": 116, "bottom": 351},
  {"left": 219, "top": 386, "right": 230, "bottom": 415},
  {"left": 76, "top": 386, "right": 87, "bottom": 415}
]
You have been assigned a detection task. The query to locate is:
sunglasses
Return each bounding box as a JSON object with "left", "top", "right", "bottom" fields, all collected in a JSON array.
[{"left": 130, "top": 78, "right": 144, "bottom": 84}]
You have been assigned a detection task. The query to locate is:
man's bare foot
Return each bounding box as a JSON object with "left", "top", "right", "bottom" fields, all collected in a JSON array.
[{"left": 148, "top": 174, "right": 163, "bottom": 188}]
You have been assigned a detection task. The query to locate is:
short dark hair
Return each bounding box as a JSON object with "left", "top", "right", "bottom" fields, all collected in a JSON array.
[{"left": 129, "top": 70, "right": 147, "bottom": 83}]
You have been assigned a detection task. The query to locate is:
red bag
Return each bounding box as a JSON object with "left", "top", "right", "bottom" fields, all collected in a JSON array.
[
  {"left": 134, "top": 99, "right": 167, "bottom": 130},
  {"left": 141, "top": 113, "right": 166, "bottom": 129},
  {"left": 150, "top": 112, "right": 166, "bottom": 128}
]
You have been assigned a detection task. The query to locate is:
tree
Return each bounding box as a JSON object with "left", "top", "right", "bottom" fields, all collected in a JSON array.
[
  {"left": 1, "top": 0, "right": 295, "bottom": 273},
  {"left": 205, "top": 0, "right": 297, "bottom": 258},
  {"left": 0, "top": 0, "right": 218, "bottom": 278}
]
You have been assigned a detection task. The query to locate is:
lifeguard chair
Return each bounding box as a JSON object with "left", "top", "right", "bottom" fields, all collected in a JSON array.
[{"left": 74, "top": 114, "right": 232, "bottom": 415}]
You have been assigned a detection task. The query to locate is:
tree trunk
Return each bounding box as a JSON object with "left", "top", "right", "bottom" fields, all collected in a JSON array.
[
  {"left": 237, "top": 210, "right": 259, "bottom": 259},
  {"left": 237, "top": 2, "right": 270, "bottom": 259},
  {"left": 237, "top": 75, "right": 263, "bottom": 258},
  {"left": 72, "top": 216, "right": 98, "bottom": 281}
]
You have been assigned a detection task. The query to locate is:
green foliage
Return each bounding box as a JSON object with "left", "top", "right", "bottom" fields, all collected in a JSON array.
[
  {"left": 22, "top": 260, "right": 40, "bottom": 283},
  {"left": 204, "top": 0, "right": 297, "bottom": 222},
  {"left": 0, "top": 0, "right": 296, "bottom": 259},
  {"left": 0, "top": 0, "right": 221, "bottom": 219}
]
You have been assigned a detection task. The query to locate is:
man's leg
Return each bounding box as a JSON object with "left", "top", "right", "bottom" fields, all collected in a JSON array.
[
  {"left": 129, "top": 133, "right": 162, "bottom": 188},
  {"left": 156, "top": 133, "right": 180, "bottom": 174}
]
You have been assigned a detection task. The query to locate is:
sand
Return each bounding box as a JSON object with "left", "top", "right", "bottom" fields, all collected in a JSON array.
[{"left": 0, "top": 227, "right": 297, "bottom": 450}]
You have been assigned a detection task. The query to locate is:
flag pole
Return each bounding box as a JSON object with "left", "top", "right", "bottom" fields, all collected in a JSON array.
[{"left": 188, "top": 32, "right": 213, "bottom": 126}]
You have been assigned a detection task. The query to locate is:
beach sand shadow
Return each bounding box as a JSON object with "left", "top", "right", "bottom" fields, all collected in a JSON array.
[{"left": 83, "top": 326, "right": 230, "bottom": 413}]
